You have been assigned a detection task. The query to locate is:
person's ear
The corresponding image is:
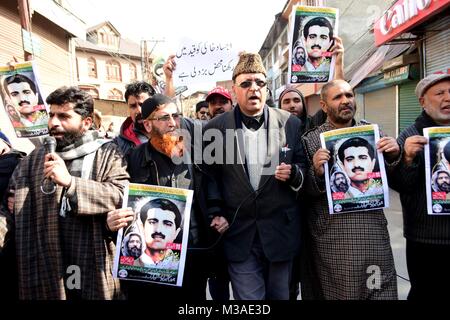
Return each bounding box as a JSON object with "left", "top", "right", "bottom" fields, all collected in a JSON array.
[
  {"left": 419, "top": 96, "right": 425, "bottom": 109},
  {"left": 320, "top": 99, "right": 328, "bottom": 114},
  {"left": 82, "top": 116, "right": 93, "bottom": 131},
  {"left": 143, "top": 119, "right": 152, "bottom": 134}
]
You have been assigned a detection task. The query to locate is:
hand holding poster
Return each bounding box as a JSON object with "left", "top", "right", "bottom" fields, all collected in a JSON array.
[
  {"left": 424, "top": 127, "right": 450, "bottom": 215},
  {"left": 173, "top": 38, "right": 238, "bottom": 87},
  {"left": 0, "top": 61, "right": 49, "bottom": 138},
  {"left": 113, "top": 183, "right": 193, "bottom": 286},
  {"left": 288, "top": 5, "right": 339, "bottom": 84},
  {"left": 320, "top": 125, "right": 389, "bottom": 214}
]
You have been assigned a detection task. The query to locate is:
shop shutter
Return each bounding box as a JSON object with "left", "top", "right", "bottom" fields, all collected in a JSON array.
[
  {"left": 399, "top": 81, "right": 421, "bottom": 134},
  {"left": 364, "top": 86, "right": 397, "bottom": 138},
  {"left": 425, "top": 16, "right": 450, "bottom": 75}
]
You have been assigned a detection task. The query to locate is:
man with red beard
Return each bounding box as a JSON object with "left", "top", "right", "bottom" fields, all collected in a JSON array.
[
  {"left": 114, "top": 57, "right": 177, "bottom": 156},
  {"left": 106, "top": 94, "right": 225, "bottom": 300},
  {"left": 0, "top": 86, "right": 129, "bottom": 299}
]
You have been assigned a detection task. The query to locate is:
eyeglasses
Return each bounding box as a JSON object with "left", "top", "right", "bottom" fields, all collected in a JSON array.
[
  {"left": 148, "top": 113, "right": 181, "bottom": 122},
  {"left": 237, "top": 79, "right": 267, "bottom": 89},
  {"left": 199, "top": 111, "right": 208, "bottom": 115}
]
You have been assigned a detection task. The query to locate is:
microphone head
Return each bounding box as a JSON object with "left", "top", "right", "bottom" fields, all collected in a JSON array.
[{"left": 43, "top": 136, "right": 57, "bottom": 153}]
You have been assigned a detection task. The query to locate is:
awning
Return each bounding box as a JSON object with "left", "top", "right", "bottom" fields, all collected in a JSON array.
[{"left": 346, "top": 43, "right": 412, "bottom": 88}]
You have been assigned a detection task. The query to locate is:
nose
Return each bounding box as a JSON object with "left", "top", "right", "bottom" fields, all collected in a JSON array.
[
  {"left": 444, "top": 90, "right": 450, "bottom": 101},
  {"left": 48, "top": 115, "right": 60, "bottom": 128},
  {"left": 249, "top": 81, "right": 260, "bottom": 91},
  {"left": 341, "top": 95, "right": 350, "bottom": 105}
]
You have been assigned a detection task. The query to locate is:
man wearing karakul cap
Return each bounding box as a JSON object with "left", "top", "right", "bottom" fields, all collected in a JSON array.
[
  {"left": 389, "top": 73, "right": 450, "bottom": 300},
  {"left": 204, "top": 52, "right": 307, "bottom": 300}
]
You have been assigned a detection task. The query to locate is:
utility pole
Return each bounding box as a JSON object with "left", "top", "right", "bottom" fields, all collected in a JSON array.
[
  {"left": 17, "top": 0, "right": 33, "bottom": 61},
  {"left": 140, "top": 38, "right": 165, "bottom": 84}
]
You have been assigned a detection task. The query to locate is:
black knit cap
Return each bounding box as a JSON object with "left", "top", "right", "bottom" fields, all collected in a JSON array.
[{"left": 141, "top": 94, "right": 173, "bottom": 120}]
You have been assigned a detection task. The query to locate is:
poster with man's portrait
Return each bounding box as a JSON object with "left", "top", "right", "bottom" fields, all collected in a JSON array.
[
  {"left": 113, "top": 183, "right": 193, "bottom": 286},
  {"left": 288, "top": 5, "right": 339, "bottom": 84},
  {"left": 320, "top": 125, "right": 389, "bottom": 214},
  {"left": 424, "top": 127, "right": 450, "bottom": 215},
  {"left": 0, "top": 61, "right": 49, "bottom": 138}
]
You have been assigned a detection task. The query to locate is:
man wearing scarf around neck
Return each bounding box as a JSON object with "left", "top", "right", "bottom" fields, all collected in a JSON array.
[
  {"left": 389, "top": 74, "right": 450, "bottom": 300},
  {"left": 0, "top": 87, "right": 129, "bottom": 299}
]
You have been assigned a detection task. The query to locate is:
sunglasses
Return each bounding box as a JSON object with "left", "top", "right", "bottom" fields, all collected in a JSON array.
[
  {"left": 237, "top": 79, "right": 267, "bottom": 89},
  {"left": 148, "top": 113, "right": 181, "bottom": 122}
]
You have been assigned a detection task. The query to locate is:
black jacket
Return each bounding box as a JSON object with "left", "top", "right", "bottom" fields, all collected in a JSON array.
[
  {"left": 126, "top": 117, "right": 220, "bottom": 248},
  {"left": 204, "top": 106, "right": 307, "bottom": 262}
]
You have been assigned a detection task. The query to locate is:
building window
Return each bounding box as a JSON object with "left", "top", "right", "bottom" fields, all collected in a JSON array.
[
  {"left": 79, "top": 87, "right": 99, "bottom": 99},
  {"left": 99, "top": 32, "right": 105, "bottom": 45},
  {"left": 88, "top": 57, "right": 97, "bottom": 78},
  {"left": 106, "top": 60, "right": 121, "bottom": 81},
  {"left": 129, "top": 63, "right": 137, "bottom": 81},
  {"left": 107, "top": 88, "right": 123, "bottom": 100}
]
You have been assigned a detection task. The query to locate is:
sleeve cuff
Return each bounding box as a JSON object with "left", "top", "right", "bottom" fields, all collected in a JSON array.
[{"left": 65, "top": 176, "right": 76, "bottom": 198}]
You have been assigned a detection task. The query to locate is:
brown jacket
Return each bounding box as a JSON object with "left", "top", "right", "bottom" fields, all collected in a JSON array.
[
  {"left": 0, "top": 141, "right": 129, "bottom": 299},
  {"left": 301, "top": 120, "right": 397, "bottom": 300}
]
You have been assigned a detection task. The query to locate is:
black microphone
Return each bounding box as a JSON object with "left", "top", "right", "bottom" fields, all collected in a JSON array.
[{"left": 41, "top": 136, "right": 57, "bottom": 194}]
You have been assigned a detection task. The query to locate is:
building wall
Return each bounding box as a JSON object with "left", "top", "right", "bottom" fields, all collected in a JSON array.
[
  {"left": 76, "top": 50, "right": 142, "bottom": 101},
  {"left": 0, "top": 0, "right": 76, "bottom": 153}
]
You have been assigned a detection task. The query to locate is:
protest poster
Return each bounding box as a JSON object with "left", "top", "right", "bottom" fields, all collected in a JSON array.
[
  {"left": 0, "top": 61, "right": 49, "bottom": 138},
  {"left": 424, "top": 127, "right": 450, "bottom": 215},
  {"left": 288, "top": 5, "right": 339, "bottom": 84},
  {"left": 113, "top": 183, "right": 193, "bottom": 286},
  {"left": 173, "top": 38, "right": 238, "bottom": 87},
  {"left": 320, "top": 124, "right": 389, "bottom": 214}
]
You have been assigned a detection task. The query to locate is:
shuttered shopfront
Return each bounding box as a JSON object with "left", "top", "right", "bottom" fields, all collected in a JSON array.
[
  {"left": 363, "top": 86, "right": 397, "bottom": 138},
  {"left": 399, "top": 80, "right": 421, "bottom": 134},
  {"left": 424, "top": 14, "right": 450, "bottom": 75}
]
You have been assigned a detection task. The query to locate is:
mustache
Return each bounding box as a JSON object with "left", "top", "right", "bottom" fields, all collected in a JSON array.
[
  {"left": 19, "top": 100, "right": 31, "bottom": 106},
  {"left": 351, "top": 166, "right": 365, "bottom": 173},
  {"left": 339, "top": 104, "right": 354, "bottom": 112},
  {"left": 49, "top": 128, "right": 64, "bottom": 135},
  {"left": 151, "top": 232, "right": 166, "bottom": 239},
  {"left": 311, "top": 45, "right": 321, "bottom": 50}
]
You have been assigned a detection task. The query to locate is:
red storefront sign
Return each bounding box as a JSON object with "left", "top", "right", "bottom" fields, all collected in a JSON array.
[{"left": 374, "top": 0, "right": 450, "bottom": 46}]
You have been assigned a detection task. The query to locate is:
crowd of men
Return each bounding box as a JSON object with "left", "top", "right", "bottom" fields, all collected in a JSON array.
[{"left": 0, "top": 42, "right": 449, "bottom": 300}]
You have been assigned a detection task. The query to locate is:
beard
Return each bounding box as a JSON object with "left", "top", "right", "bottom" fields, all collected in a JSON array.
[
  {"left": 439, "top": 182, "right": 450, "bottom": 192},
  {"left": 328, "top": 103, "right": 356, "bottom": 124},
  {"left": 50, "top": 126, "right": 84, "bottom": 151},
  {"left": 336, "top": 182, "right": 348, "bottom": 192},
  {"left": 150, "top": 129, "right": 184, "bottom": 158},
  {"left": 128, "top": 246, "right": 141, "bottom": 259}
]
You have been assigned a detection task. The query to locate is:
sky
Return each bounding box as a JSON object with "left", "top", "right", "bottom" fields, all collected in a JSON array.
[{"left": 65, "top": 0, "right": 285, "bottom": 57}]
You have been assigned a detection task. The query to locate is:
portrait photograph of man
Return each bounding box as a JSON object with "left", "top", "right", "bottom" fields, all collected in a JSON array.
[
  {"left": 423, "top": 128, "right": 450, "bottom": 215},
  {"left": 288, "top": 5, "right": 338, "bottom": 83},
  {"left": 321, "top": 124, "right": 389, "bottom": 214},
  {"left": 0, "top": 61, "right": 49, "bottom": 137},
  {"left": 113, "top": 183, "right": 193, "bottom": 287},
  {"left": 336, "top": 137, "right": 383, "bottom": 198},
  {"left": 133, "top": 198, "right": 182, "bottom": 270}
]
